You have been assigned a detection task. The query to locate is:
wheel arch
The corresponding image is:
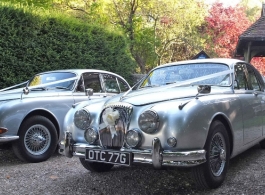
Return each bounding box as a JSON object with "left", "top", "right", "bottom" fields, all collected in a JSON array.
[
  {"left": 211, "top": 114, "right": 233, "bottom": 156},
  {"left": 19, "top": 109, "right": 60, "bottom": 139}
]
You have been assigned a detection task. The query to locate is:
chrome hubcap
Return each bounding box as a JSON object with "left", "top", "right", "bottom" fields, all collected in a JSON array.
[
  {"left": 219, "top": 148, "right": 226, "bottom": 161},
  {"left": 24, "top": 125, "right": 51, "bottom": 155},
  {"left": 209, "top": 132, "right": 226, "bottom": 176}
]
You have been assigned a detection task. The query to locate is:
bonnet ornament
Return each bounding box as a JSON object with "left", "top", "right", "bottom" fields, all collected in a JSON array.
[{"left": 102, "top": 107, "right": 120, "bottom": 138}]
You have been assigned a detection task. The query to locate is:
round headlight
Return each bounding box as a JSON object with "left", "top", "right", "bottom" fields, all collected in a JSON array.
[
  {"left": 84, "top": 128, "right": 98, "bottom": 144},
  {"left": 138, "top": 110, "right": 159, "bottom": 133},
  {"left": 125, "top": 129, "right": 142, "bottom": 147},
  {"left": 74, "top": 109, "right": 91, "bottom": 130}
]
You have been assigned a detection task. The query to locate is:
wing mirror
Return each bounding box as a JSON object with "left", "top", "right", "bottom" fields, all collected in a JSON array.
[
  {"left": 197, "top": 85, "right": 211, "bottom": 94},
  {"left": 23, "top": 87, "right": 29, "bottom": 95},
  {"left": 86, "top": 88, "right": 93, "bottom": 97},
  {"left": 196, "top": 85, "right": 211, "bottom": 99}
]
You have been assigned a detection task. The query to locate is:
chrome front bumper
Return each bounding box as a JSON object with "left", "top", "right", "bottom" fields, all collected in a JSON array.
[
  {"left": 0, "top": 135, "right": 19, "bottom": 143},
  {"left": 59, "top": 132, "right": 206, "bottom": 168}
]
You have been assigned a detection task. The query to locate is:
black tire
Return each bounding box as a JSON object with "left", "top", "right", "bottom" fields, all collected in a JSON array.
[
  {"left": 79, "top": 158, "right": 114, "bottom": 172},
  {"left": 192, "top": 120, "right": 230, "bottom": 189},
  {"left": 12, "top": 115, "right": 58, "bottom": 163},
  {"left": 259, "top": 139, "right": 265, "bottom": 149}
]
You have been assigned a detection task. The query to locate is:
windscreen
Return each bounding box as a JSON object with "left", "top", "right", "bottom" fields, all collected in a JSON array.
[
  {"left": 28, "top": 72, "right": 77, "bottom": 90},
  {"left": 140, "top": 63, "right": 231, "bottom": 88}
]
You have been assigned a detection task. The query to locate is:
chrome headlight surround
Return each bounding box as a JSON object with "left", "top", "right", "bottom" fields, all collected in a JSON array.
[
  {"left": 74, "top": 108, "right": 91, "bottom": 130},
  {"left": 125, "top": 129, "right": 142, "bottom": 148},
  {"left": 84, "top": 127, "right": 98, "bottom": 144},
  {"left": 138, "top": 110, "right": 159, "bottom": 134}
]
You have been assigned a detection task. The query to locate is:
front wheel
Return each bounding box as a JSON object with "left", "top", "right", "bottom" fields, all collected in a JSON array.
[
  {"left": 259, "top": 139, "right": 265, "bottom": 149},
  {"left": 192, "top": 120, "right": 230, "bottom": 189},
  {"left": 79, "top": 158, "right": 114, "bottom": 172},
  {"left": 12, "top": 115, "right": 58, "bottom": 163}
]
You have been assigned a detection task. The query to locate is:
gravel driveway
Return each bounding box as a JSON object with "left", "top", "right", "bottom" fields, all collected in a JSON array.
[{"left": 1, "top": 143, "right": 265, "bottom": 195}]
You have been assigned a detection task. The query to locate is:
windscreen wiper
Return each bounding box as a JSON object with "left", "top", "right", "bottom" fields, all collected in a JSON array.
[
  {"left": 141, "top": 84, "right": 160, "bottom": 88},
  {"left": 55, "top": 86, "right": 70, "bottom": 90},
  {"left": 31, "top": 87, "right": 47, "bottom": 91}
]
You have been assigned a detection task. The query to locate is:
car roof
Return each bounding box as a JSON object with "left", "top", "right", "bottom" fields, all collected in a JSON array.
[
  {"left": 158, "top": 58, "right": 246, "bottom": 69},
  {"left": 36, "top": 69, "right": 125, "bottom": 79}
]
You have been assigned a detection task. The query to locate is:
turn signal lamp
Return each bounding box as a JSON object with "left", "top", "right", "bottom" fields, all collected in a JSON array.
[
  {"left": 167, "top": 137, "right": 177, "bottom": 147},
  {"left": 0, "top": 127, "right": 8, "bottom": 134}
]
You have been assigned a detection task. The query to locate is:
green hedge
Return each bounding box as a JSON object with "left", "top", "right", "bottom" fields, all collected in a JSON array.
[{"left": 0, "top": 5, "right": 136, "bottom": 88}]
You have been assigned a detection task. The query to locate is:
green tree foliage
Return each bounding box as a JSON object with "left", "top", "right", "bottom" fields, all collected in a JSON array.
[
  {"left": 106, "top": 0, "right": 207, "bottom": 73},
  {"left": 145, "top": 0, "right": 208, "bottom": 65},
  {"left": 1, "top": 0, "right": 53, "bottom": 9},
  {"left": 2, "top": 0, "right": 264, "bottom": 77},
  {"left": 240, "top": 0, "right": 262, "bottom": 22},
  {"left": 0, "top": 4, "right": 136, "bottom": 88},
  {"left": 105, "top": 0, "right": 156, "bottom": 73},
  {"left": 51, "top": 0, "right": 109, "bottom": 24}
]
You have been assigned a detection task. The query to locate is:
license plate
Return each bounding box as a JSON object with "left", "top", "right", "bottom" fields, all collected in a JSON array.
[{"left": 85, "top": 149, "right": 132, "bottom": 166}]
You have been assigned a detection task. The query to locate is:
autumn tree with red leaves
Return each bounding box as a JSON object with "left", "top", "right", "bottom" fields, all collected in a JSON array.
[
  {"left": 204, "top": 2, "right": 251, "bottom": 58},
  {"left": 251, "top": 57, "right": 265, "bottom": 75},
  {"left": 204, "top": 2, "right": 265, "bottom": 75}
]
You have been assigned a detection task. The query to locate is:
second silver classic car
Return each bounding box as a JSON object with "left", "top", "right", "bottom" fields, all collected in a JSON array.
[
  {"left": 0, "top": 69, "right": 130, "bottom": 163},
  {"left": 60, "top": 58, "right": 265, "bottom": 189}
]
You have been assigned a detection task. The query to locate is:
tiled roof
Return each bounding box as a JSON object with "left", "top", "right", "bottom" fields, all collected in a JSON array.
[
  {"left": 234, "top": 4, "right": 265, "bottom": 58},
  {"left": 239, "top": 17, "right": 265, "bottom": 39},
  {"left": 239, "top": 4, "right": 265, "bottom": 39}
]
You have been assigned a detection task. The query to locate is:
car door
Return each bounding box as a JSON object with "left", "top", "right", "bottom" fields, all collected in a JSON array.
[
  {"left": 101, "top": 73, "right": 130, "bottom": 94},
  {"left": 73, "top": 72, "right": 106, "bottom": 103},
  {"left": 234, "top": 63, "right": 263, "bottom": 144}
]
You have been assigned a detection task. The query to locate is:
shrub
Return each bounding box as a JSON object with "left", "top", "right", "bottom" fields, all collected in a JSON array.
[{"left": 0, "top": 4, "right": 136, "bottom": 88}]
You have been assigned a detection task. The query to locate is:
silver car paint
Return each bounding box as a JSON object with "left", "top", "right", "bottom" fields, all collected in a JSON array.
[
  {"left": 62, "top": 58, "right": 265, "bottom": 161},
  {"left": 0, "top": 69, "right": 130, "bottom": 143}
]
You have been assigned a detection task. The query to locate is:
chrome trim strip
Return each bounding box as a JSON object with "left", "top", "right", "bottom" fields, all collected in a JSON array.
[
  {"left": 61, "top": 133, "right": 206, "bottom": 167},
  {"left": 0, "top": 135, "right": 19, "bottom": 142},
  {"left": 0, "top": 81, "right": 28, "bottom": 92}
]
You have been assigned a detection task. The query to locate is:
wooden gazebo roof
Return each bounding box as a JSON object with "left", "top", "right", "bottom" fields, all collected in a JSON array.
[{"left": 234, "top": 3, "right": 265, "bottom": 62}]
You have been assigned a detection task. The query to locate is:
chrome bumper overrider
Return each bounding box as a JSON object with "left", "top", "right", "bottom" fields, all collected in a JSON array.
[
  {"left": 0, "top": 135, "right": 19, "bottom": 143},
  {"left": 59, "top": 132, "right": 206, "bottom": 168}
]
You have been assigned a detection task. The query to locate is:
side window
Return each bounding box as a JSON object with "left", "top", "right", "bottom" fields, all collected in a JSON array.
[
  {"left": 102, "top": 74, "right": 120, "bottom": 93},
  {"left": 83, "top": 73, "right": 102, "bottom": 93},
  {"left": 246, "top": 65, "right": 261, "bottom": 91},
  {"left": 117, "top": 78, "right": 130, "bottom": 92},
  {"left": 234, "top": 64, "right": 248, "bottom": 90}
]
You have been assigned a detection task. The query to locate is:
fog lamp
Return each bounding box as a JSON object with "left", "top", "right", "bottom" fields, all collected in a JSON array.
[
  {"left": 125, "top": 129, "right": 142, "bottom": 148},
  {"left": 167, "top": 137, "right": 177, "bottom": 147},
  {"left": 84, "top": 128, "right": 98, "bottom": 144}
]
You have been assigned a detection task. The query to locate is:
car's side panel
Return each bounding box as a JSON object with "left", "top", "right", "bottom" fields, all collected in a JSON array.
[
  {"left": 121, "top": 94, "right": 243, "bottom": 153},
  {"left": 240, "top": 92, "right": 263, "bottom": 144},
  {"left": 262, "top": 97, "right": 265, "bottom": 136},
  {"left": 0, "top": 95, "right": 75, "bottom": 140}
]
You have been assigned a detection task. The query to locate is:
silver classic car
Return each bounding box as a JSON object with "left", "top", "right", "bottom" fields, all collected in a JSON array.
[
  {"left": 60, "top": 58, "right": 265, "bottom": 189},
  {"left": 0, "top": 69, "right": 130, "bottom": 163}
]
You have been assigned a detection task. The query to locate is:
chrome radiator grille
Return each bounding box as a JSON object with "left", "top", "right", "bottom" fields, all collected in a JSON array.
[{"left": 99, "top": 103, "right": 133, "bottom": 149}]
